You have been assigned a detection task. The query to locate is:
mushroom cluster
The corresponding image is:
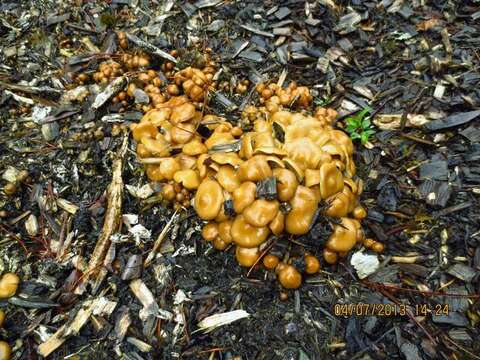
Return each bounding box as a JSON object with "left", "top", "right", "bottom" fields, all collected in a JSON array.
[{"left": 128, "top": 63, "right": 382, "bottom": 288}]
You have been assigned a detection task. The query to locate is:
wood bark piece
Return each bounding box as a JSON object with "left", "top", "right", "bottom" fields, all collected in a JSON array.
[
  {"left": 86, "top": 135, "right": 128, "bottom": 280},
  {"left": 38, "top": 296, "right": 113, "bottom": 357}
]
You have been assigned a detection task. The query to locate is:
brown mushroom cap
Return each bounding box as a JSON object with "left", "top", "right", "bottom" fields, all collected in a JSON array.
[
  {"left": 277, "top": 265, "right": 302, "bottom": 289},
  {"left": 231, "top": 215, "right": 270, "bottom": 248},
  {"left": 216, "top": 165, "right": 241, "bottom": 193},
  {"left": 372, "top": 242, "right": 385, "bottom": 253},
  {"left": 285, "top": 186, "right": 318, "bottom": 235},
  {"left": 202, "top": 223, "right": 219, "bottom": 242},
  {"left": 262, "top": 254, "right": 279, "bottom": 270},
  {"left": 0, "top": 309, "right": 4, "bottom": 328},
  {"left": 0, "top": 273, "right": 20, "bottom": 299},
  {"left": 305, "top": 255, "right": 320, "bottom": 274},
  {"left": 236, "top": 246, "right": 260, "bottom": 267},
  {"left": 173, "top": 169, "right": 201, "bottom": 190},
  {"left": 319, "top": 162, "right": 344, "bottom": 199},
  {"left": 273, "top": 168, "right": 298, "bottom": 202},
  {"left": 326, "top": 218, "right": 358, "bottom": 253},
  {"left": 141, "top": 137, "right": 170, "bottom": 157},
  {"left": 194, "top": 179, "right": 224, "bottom": 220},
  {"left": 232, "top": 181, "right": 257, "bottom": 213},
  {"left": 161, "top": 183, "right": 176, "bottom": 201},
  {"left": 304, "top": 168, "right": 320, "bottom": 188},
  {"left": 237, "top": 155, "right": 272, "bottom": 182},
  {"left": 243, "top": 199, "right": 279, "bottom": 227},
  {"left": 170, "top": 122, "right": 195, "bottom": 144},
  {"left": 146, "top": 165, "right": 164, "bottom": 181},
  {"left": 213, "top": 238, "right": 228, "bottom": 250}
]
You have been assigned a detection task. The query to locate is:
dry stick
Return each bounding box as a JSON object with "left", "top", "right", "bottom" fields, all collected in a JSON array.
[
  {"left": 85, "top": 134, "right": 128, "bottom": 281},
  {"left": 144, "top": 210, "right": 178, "bottom": 267}
]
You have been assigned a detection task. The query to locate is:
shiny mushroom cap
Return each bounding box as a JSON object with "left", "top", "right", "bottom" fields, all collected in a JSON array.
[
  {"left": 194, "top": 179, "right": 224, "bottom": 220},
  {"left": 272, "top": 168, "right": 298, "bottom": 202},
  {"left": 231, "top": 214, "right": 270, "bottom": 248},
  {"left": 285, "top": 186, "right": 318, "bottom": 235},
  {"left": 277, "top": 264, "right": 302, "bottom": 289},
  {"left": 232, "top": 181, "right": 256, "bottom": 213},
  {"left": 237, "top": 155, "right": 272, "bottom": 182},
  {"left": 326, "top": 218, "right": 358, "bottom": 253},
  {"left": 236, "top": 246, "right": 260, "bottom": 267},
  {"left": 0, "top": 273, "right": 20, "bottom": 299},
  {"left": 242, "top": 199, "right": 279, "bottom": 227},
  {"left": 319, "top": 162, "right": 344, "bottom": 199}
]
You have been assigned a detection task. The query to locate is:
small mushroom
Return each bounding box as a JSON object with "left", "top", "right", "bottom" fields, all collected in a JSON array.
[
  {"left": 305, "top": 255, "right": 320, "bottom": 274},
  {"left": 218, "top": 220, "right": 233, "bottom": 244},
  {"left": 0, "top": 310, "right": 4, "bottom": 328},
  {"left": 352, "top": 205, "right": 367, "bottom": 220},
  {"left": 170, "top": 122, "right": 195, "bottom": 144},
  {"left": 232, "top": 181, "right": 256, "bottom": 213},
  {"left": 194, "top": 179, "right": 224, "bottom": 220},
  {"left": 277, "top": 265, "right": 302, "bottom": 289},
  {"left": 273, "top": 168, "right": 298, "bottom": 202},
  {"left": 231, "top": 215, "right": 270, "bottom": 248},
  {"left": 262, "top": 254, "right": 279, "bottom": 270},
  {"left": 326, "top": 218, "right": 358, "bottom": 253},
  {"left": 242, "top": 199, "right": 279, "bottom": 227},
  {"left": 130, "top": 121, "right": 158, "bottom": 142},
  {"left": 236, "top": 246, "right": 260, "bottom": 267},
  {"left": 0, "top": 273, "right": 20, "bottom": 299},
  {"left": 285, "top": 186, "right": 318, "bottom": 235},
  {"left": 202, "top": 223, "right": 219, "bottom": 242},
  {"left": 323, "top": 248, "right": 338, "bottom": 264}
]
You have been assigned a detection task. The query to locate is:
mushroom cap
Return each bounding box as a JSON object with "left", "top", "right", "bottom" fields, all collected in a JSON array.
[
  {"left": 239, "top": 133, "right": 254, "bottom": 159},
  {"left": 141, "top": 137, "right": 170, "bottom": 157},
  {"left": 262, "top": 254, "right": 279, "bottom": 270},
  {"left": 194, "top": 179, "right": 224, "bottom": 220},
  {"left": 305, "top": 255, "right": 320, "bottom": 274},
  {"left": 304, "top": 169, "right": 320, "bottom": 188},
  {"left": 319, "top": 162, "right": 344, "bottom": 199},
  {"left": 216, "top": 165, "right": 241, "bottom": 193},
  {"left": 183, "top": 139, "right": 207, "bottom": 156},
  {"left": 210, "top": 153, "right": 244, "bottom": 167},
  {"left": 352, "top": 205, "right": 367, "bottom": 220},
  {"left": 205, "top": 132, "right": 235, "bottom": 149},
  {"left": 232, "top": 181, "right": 257, "bottom": 213},
  {"left": 273, "top": 168, "right": 298, "bottom": 202},
  {"left": 170, "top": 102, "right": 196, "bottom": 124},
  {"left": 324, "top": 191, "right": 350, "bottom": 218},
  {"left": 170, "top": 122, "right": 195, "bottom": 144},
  {"left": 159, "top": 158, "right": 181, "bottom": 180},
  {"left": 285, "top": 186, "right": 318, "bottom": 235},
  {"left": 326, "top": 218, "right": 358, "bottom": 253},
  {"left": 277, "top": 265, "right": 302, "bottom": 289},
  {"left": 146, "top": 165, "right": 164, "bottom": 181},
  {"left": 218, "top": 220, "right": 233, "bottom": 244},
  {"left": 242, "top": 199, "right": 279, "bottom": 227},
  {"left": 161, "top": 183, "right": 176, "bottom": 201},
  {"left": 173, "top": 169, "right": 201, "bottom": 190},
  {"left": 235, "top": 246, "right": 260, "bottom": 267},
  {"left": 202, "top": 223, "right": 219, "bottom": 242},
  {"left": 0, "top": 341, "right": 11, "bottom": 360},
  {"left": 323, "top": 248, "right": 338, "bottom": 264},
  {"left": 269, "top": 211, "right": 285, "bottom": 235},
  {"left": 237, "top": 156, "right": 272, "bottom": 182},
  {"left": 0, "top": 273, "right": 20, "bottom": 299},
  {"left": 231, "top": 215, "right": 270, "bottom": 248},
  {"left": 213, "top": 238, "right": 228, "bottom": 250},
  {"left": 131, "top": 121, "right": 158, "bottom": 142}
]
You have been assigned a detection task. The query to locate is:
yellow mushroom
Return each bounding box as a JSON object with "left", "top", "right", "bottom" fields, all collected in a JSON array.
[
  {"left": 173, "top": 169, "right": 201, "bottom": 190},
  {"left": 236, "top": 246, "right": 260, "bottom": 267},
  {"left": 273, "top": 168, "right": 298, "bottom": 202},
  {"left": 232, "top": 181, "right": 256, "bottom": 213},
  {"left": 231, "top": 215, "right": 270, "bottom": 248},
  {"left": 242, "top": 199, "right": 279, "bottom": 227},
  {"left": 0, "top": 273, "right": 20, "bottom": 299},
  {"left": 285, "top": 186, "right": 318, "bottom": 235},
  {"left": 194, "top": 180, "right": 224, "bottom": 220},
  {"left": 326, "top": 218, "right": 358, "bottom": 253}
]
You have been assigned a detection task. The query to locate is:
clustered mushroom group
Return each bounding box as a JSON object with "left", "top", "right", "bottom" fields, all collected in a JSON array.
[
  {"left": 127, "top": 56, "right": 384, "bottom": 289},
  {"left": 0, "top": 273, "right": 20, "bottom": 359}
]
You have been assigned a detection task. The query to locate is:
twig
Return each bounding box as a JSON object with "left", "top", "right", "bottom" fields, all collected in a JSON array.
[
  {"left": 144, "top": 211, "right": 178, "bottom": 267},
  {"left": 86, "top": 135, "right": 128, "bottom": 280}
]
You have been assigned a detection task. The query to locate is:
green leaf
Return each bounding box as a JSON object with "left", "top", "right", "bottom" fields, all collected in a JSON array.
[
  {"left": 361, "top": 119, "right": 371, "bottom": 129},
  {"left": 363, "top": 129, "right": 376, "bottom": 136},
  {"left": 360, "top": 132, "right": 370, "bottom": 144},
  {"left": 350, "top": 132, "right": 361, "bottom": 140}
]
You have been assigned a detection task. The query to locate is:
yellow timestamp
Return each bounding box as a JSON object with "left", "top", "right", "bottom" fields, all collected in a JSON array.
[{"left": 333, "top": 303, "right": 449, "bottom": 317}]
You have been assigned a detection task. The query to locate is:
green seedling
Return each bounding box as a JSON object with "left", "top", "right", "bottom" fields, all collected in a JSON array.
[{"left": 345, "top": 107, "right": 376, "bottom": 145}]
